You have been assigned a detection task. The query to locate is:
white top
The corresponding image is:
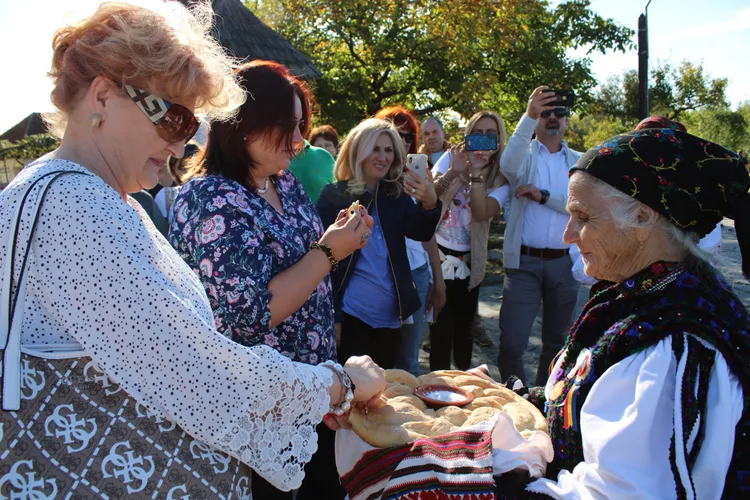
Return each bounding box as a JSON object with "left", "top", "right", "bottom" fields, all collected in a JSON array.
[
  {"left": 405, "top": 238, "right": 429, "bottom": 271},
  {"left": 430, "top": 150, "right": 447, "bottom": 166},
  {"left": 520, "top": 142, "right": 571, "bottom": 250},
  {"left": 525, "top": 334, "right": 743, "bottom": 499},
  {"left": 698, "top": 223, "right": 723, "bottom": 254},
  {"left": 433, "top": 152, "right": 510, "bottom": 252},
  {"left": 0, "top": 159, "right": 333, "bottom": 491},
  {"left": 154, "top": 185, "right": 181, "bottom": 224}
]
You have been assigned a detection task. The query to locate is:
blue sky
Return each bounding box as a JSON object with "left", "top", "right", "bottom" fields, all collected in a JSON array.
[
  {"left": 1, "top": 0, "right": 749, "bottom": 134},
  {"left": 567, "top": 0, "right": 750, "bottom": 106}
]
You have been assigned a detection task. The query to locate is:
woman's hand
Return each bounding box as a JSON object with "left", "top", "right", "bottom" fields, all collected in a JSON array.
[
  {"left": 404, "top": 167, "right": 438, "bottom": 210},
  {"left": 468, "top": 150, "right": 490, "bottom": 171},
  {"left": 447, "top": 144, "right": 469, "bottom": 175},
  {"left": 426, "top": 277, "right": 446, "bottom": 318},
  {"left": 344, "top": 355, "right": 386, "bottom": 403},
  {"left": 319, "top": 208, "right": 374, "bottom": 261}
]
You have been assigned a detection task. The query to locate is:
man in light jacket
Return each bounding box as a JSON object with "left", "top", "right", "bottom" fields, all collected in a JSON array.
[{"left": 497, "top": 86, "right": 581, "bottom": 385}]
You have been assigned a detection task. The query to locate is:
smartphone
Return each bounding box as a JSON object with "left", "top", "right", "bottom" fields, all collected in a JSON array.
[
  {"left": 406, "top": 154, "right": 429, "bottom": 181},
  {"left": 465, "top": 133, "right": 498, "bottom": 152},
  {"left": 549, "top": 89, "right": 576, "bottom": 107}
]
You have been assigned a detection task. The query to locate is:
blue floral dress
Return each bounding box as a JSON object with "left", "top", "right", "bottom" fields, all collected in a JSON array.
[{"left": 169, "top": 171, "right": 336, "bottom": 364}]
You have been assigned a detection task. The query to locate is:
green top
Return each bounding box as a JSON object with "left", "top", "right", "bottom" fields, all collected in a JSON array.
[{"left": 287, "top": 140, "right": 335, "bottom": 203}]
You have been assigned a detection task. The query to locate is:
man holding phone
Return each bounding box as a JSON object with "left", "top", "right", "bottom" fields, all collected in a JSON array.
[{"left": 497, "top": 86, "right": 582, "bottom": 386}]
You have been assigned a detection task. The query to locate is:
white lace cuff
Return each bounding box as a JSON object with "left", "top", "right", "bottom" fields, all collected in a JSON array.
[{"left": 216, "top": 361, "right": 333, "bottom": 491}]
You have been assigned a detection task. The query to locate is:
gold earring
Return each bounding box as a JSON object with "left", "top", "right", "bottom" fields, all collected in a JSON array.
[{"left": 90, "top": 113, "right": 103, "bottom": 128}]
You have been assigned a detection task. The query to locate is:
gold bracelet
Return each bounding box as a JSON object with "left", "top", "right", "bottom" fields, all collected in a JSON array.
[
  {"left": 469, "top": 174, "right": 483, "bottom": 184},
  {"left": 310, "top": 242, "right": 339, "bottom": 270}
]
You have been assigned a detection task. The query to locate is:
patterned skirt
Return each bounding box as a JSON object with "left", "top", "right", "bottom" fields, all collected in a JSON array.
[{"left": 0, "top": 354, "right": 252, "bottom": 499}]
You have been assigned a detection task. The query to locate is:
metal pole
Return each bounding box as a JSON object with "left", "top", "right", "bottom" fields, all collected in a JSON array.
[{"left": 638, "top": 1, "right": 652, "bottom": 120}]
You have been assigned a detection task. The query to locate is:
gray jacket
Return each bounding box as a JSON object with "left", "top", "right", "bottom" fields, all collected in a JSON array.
[{"left": 499, "top": 114, "right": 581, "bottom": 269}]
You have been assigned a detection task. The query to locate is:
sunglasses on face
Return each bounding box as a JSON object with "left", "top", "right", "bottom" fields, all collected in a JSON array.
[
  {"left": 541, "top": 108, "right": 569, "bottom": 119},
  {"left": 399, "top": 131, "right": 416, "bottom": 143},
  {"left": 117, "top": 82, "right": 199, "bottom": 143}
]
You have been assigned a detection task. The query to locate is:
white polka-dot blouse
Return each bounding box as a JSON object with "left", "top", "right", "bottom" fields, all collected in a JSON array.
[{"left": 0, "top": 159, "right": 333, "bottom": 491}]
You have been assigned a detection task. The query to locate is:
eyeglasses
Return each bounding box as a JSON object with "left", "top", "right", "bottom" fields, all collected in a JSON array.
[
  {"left": 117, "top": 82, "right": 199, "bottom": 143},
  {"left": 541, "top": 108, "right": 569, "bottom": 119},
  {"left": 399, "top": 131, "right": 416, "bottom": 143}
]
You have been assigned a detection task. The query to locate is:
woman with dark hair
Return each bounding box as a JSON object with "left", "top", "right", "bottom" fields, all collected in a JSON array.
[
  {"left": 309, "top": 124, "right": 339, "bottom": 157},
  {"left": 170, "top": 60, "right": 373, "bottom": 499},
  {"left": 373, "top": 106, "right": 446, "bottom": 376}
]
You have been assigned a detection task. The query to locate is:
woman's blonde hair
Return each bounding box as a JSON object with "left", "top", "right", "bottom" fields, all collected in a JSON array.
[
  {"left": 465, "top": 111, "right": 508, "bottom": 189},
  {"left": 45, "top": 0, "right": 244, "bottom": 137},
  {"left": 334, "top": 118, "right": 405, "bottom": 197}
]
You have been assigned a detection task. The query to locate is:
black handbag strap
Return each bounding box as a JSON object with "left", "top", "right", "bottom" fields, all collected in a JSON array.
[{"left": 1, "top": 169, "right": 93, "bottom": 409}]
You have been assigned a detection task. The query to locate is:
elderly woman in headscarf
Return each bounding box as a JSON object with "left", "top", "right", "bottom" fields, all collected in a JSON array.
[{"left": 515, "top": 129, "right": 750, "bottom": 498}]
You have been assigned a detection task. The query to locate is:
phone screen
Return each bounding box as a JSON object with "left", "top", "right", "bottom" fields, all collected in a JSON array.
[{"left": 465, "top": 133, "right": 498, "bottom": 152}]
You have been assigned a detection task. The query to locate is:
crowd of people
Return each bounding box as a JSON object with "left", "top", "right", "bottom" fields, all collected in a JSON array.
[{"left": 0, "top": 1, "right": 748, "bottom": 499}]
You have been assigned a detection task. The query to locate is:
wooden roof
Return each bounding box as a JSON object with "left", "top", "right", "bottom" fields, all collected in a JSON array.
[
  {"left": 0, "top": 113, "right": 47, "bottom": 142},
  {"left": 188, "top": 0, "right": 321, "bottom": 80}
]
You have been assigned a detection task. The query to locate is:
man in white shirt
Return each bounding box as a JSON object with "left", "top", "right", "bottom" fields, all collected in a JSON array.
[{"left": 497, "top": 86, "right": 582, "bottom": 385}]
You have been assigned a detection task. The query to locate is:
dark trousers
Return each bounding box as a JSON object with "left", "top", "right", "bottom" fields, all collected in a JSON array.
[
  {"left": 429, "top": 276, "right": 480, "bottom": 371},
  {"left": 497, "top": 254, "right": 580, "bottom": 386},
  {"left": 251, "top": 423, "right": 345, "bottom": 499},
  {"left": 338, "top": 313, "right": 401, "bottom": 368}
]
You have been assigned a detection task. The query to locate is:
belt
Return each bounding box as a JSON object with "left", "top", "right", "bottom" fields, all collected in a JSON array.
[{"left": 520, "top": 245, "right": 570, "bottom": 260}]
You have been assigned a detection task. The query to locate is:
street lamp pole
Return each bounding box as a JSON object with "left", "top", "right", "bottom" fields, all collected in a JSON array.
[{"left": 638, "top": 0, "right": 652, "bottom": 120}]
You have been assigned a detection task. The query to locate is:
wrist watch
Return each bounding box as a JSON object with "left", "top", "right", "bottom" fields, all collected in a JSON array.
[{"left": 539, "top": 189, "right": 550, "bottom": 205}]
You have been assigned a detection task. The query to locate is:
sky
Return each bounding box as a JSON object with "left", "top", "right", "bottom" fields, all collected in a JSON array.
[{"left": 1, "top": 0, "right": 749, "bottom": 135}]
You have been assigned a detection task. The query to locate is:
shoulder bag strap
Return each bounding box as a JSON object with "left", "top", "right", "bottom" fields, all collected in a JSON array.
[{"left": 1, "top": 170, "right": 92, "bottom": 410}]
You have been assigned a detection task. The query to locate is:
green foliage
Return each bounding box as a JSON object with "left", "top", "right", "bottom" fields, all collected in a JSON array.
[
  {"left": 249, "top": 0, "right": 633, "bottom": 133},
  {"left": 566, "top": 114, "right": 634, "bottom": 152},
  {"left": 681, "top": 103, "right": 750, "bottom": 154},
  {"left": 0, "top": 134, "right": 59, "bottom": 160},
  {"left": 590, "top": 61, "right": 729, "bottom": 122}
]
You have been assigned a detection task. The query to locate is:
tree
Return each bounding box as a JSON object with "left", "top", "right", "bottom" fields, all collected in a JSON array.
[
  {"left": 682, "top": 104, "right": 750, "bottom": 154},
  {"left": 250, "top": 0, "right": 633, "bottom": 132},
  {"left": 566, "top": 114, "right": 632, "bottom": 152},
  {"left": 591, "top": 61, "right": 729, "bottom": 122}
]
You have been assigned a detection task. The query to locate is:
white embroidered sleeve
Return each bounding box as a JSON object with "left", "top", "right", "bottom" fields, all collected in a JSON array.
[
  {"left": 526, "top": 334, "right": 743, "bottom": 500},
  {"left": 17, "top": 161, "right": 333, "bottom": 491}
]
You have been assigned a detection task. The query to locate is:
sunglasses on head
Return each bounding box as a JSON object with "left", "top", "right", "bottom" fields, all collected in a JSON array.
[
  {"left": 117, "top": 82, "right": 199, "bottom": 143},
  {"left": 399, "top": 131, "right": 416, "bottom": 143},
  {"left": 541, "top": 108, "right": 569, "bottom": 119}
]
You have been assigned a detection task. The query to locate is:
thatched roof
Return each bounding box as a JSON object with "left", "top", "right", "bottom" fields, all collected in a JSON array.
[
  {"left": 187, "top": 0, "right": 321, "bottom": 80},
  {"left": 0, "top": 113, "right": 48, "bottom": 142}
]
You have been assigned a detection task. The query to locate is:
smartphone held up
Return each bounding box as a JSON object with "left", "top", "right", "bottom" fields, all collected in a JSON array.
[
  {"left": 406, "top": 154, "right": 429, "bottom": 181},
  {"left": 465, "top": 133, "right": 498, "bottom": 152},
  {"left": 548, "top": 89, "right": 576, "bottom": 108}
]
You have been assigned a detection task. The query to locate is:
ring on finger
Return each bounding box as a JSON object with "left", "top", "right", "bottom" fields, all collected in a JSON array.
[
  {"left": 411, "top": 187, "right": 416, "bottom": 194},
  {"left": 360, "top": 232, "right": 370, "bottom": 244}
]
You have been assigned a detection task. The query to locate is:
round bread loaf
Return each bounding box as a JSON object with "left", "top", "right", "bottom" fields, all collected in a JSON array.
[{"left": 350, "top": 369, "right": 548, "bottom": 447}]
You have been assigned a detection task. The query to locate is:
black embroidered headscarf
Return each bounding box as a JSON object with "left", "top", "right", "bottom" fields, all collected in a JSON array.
[{"left": 572, "top": 128, "right": 750, "bottom": 277}]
